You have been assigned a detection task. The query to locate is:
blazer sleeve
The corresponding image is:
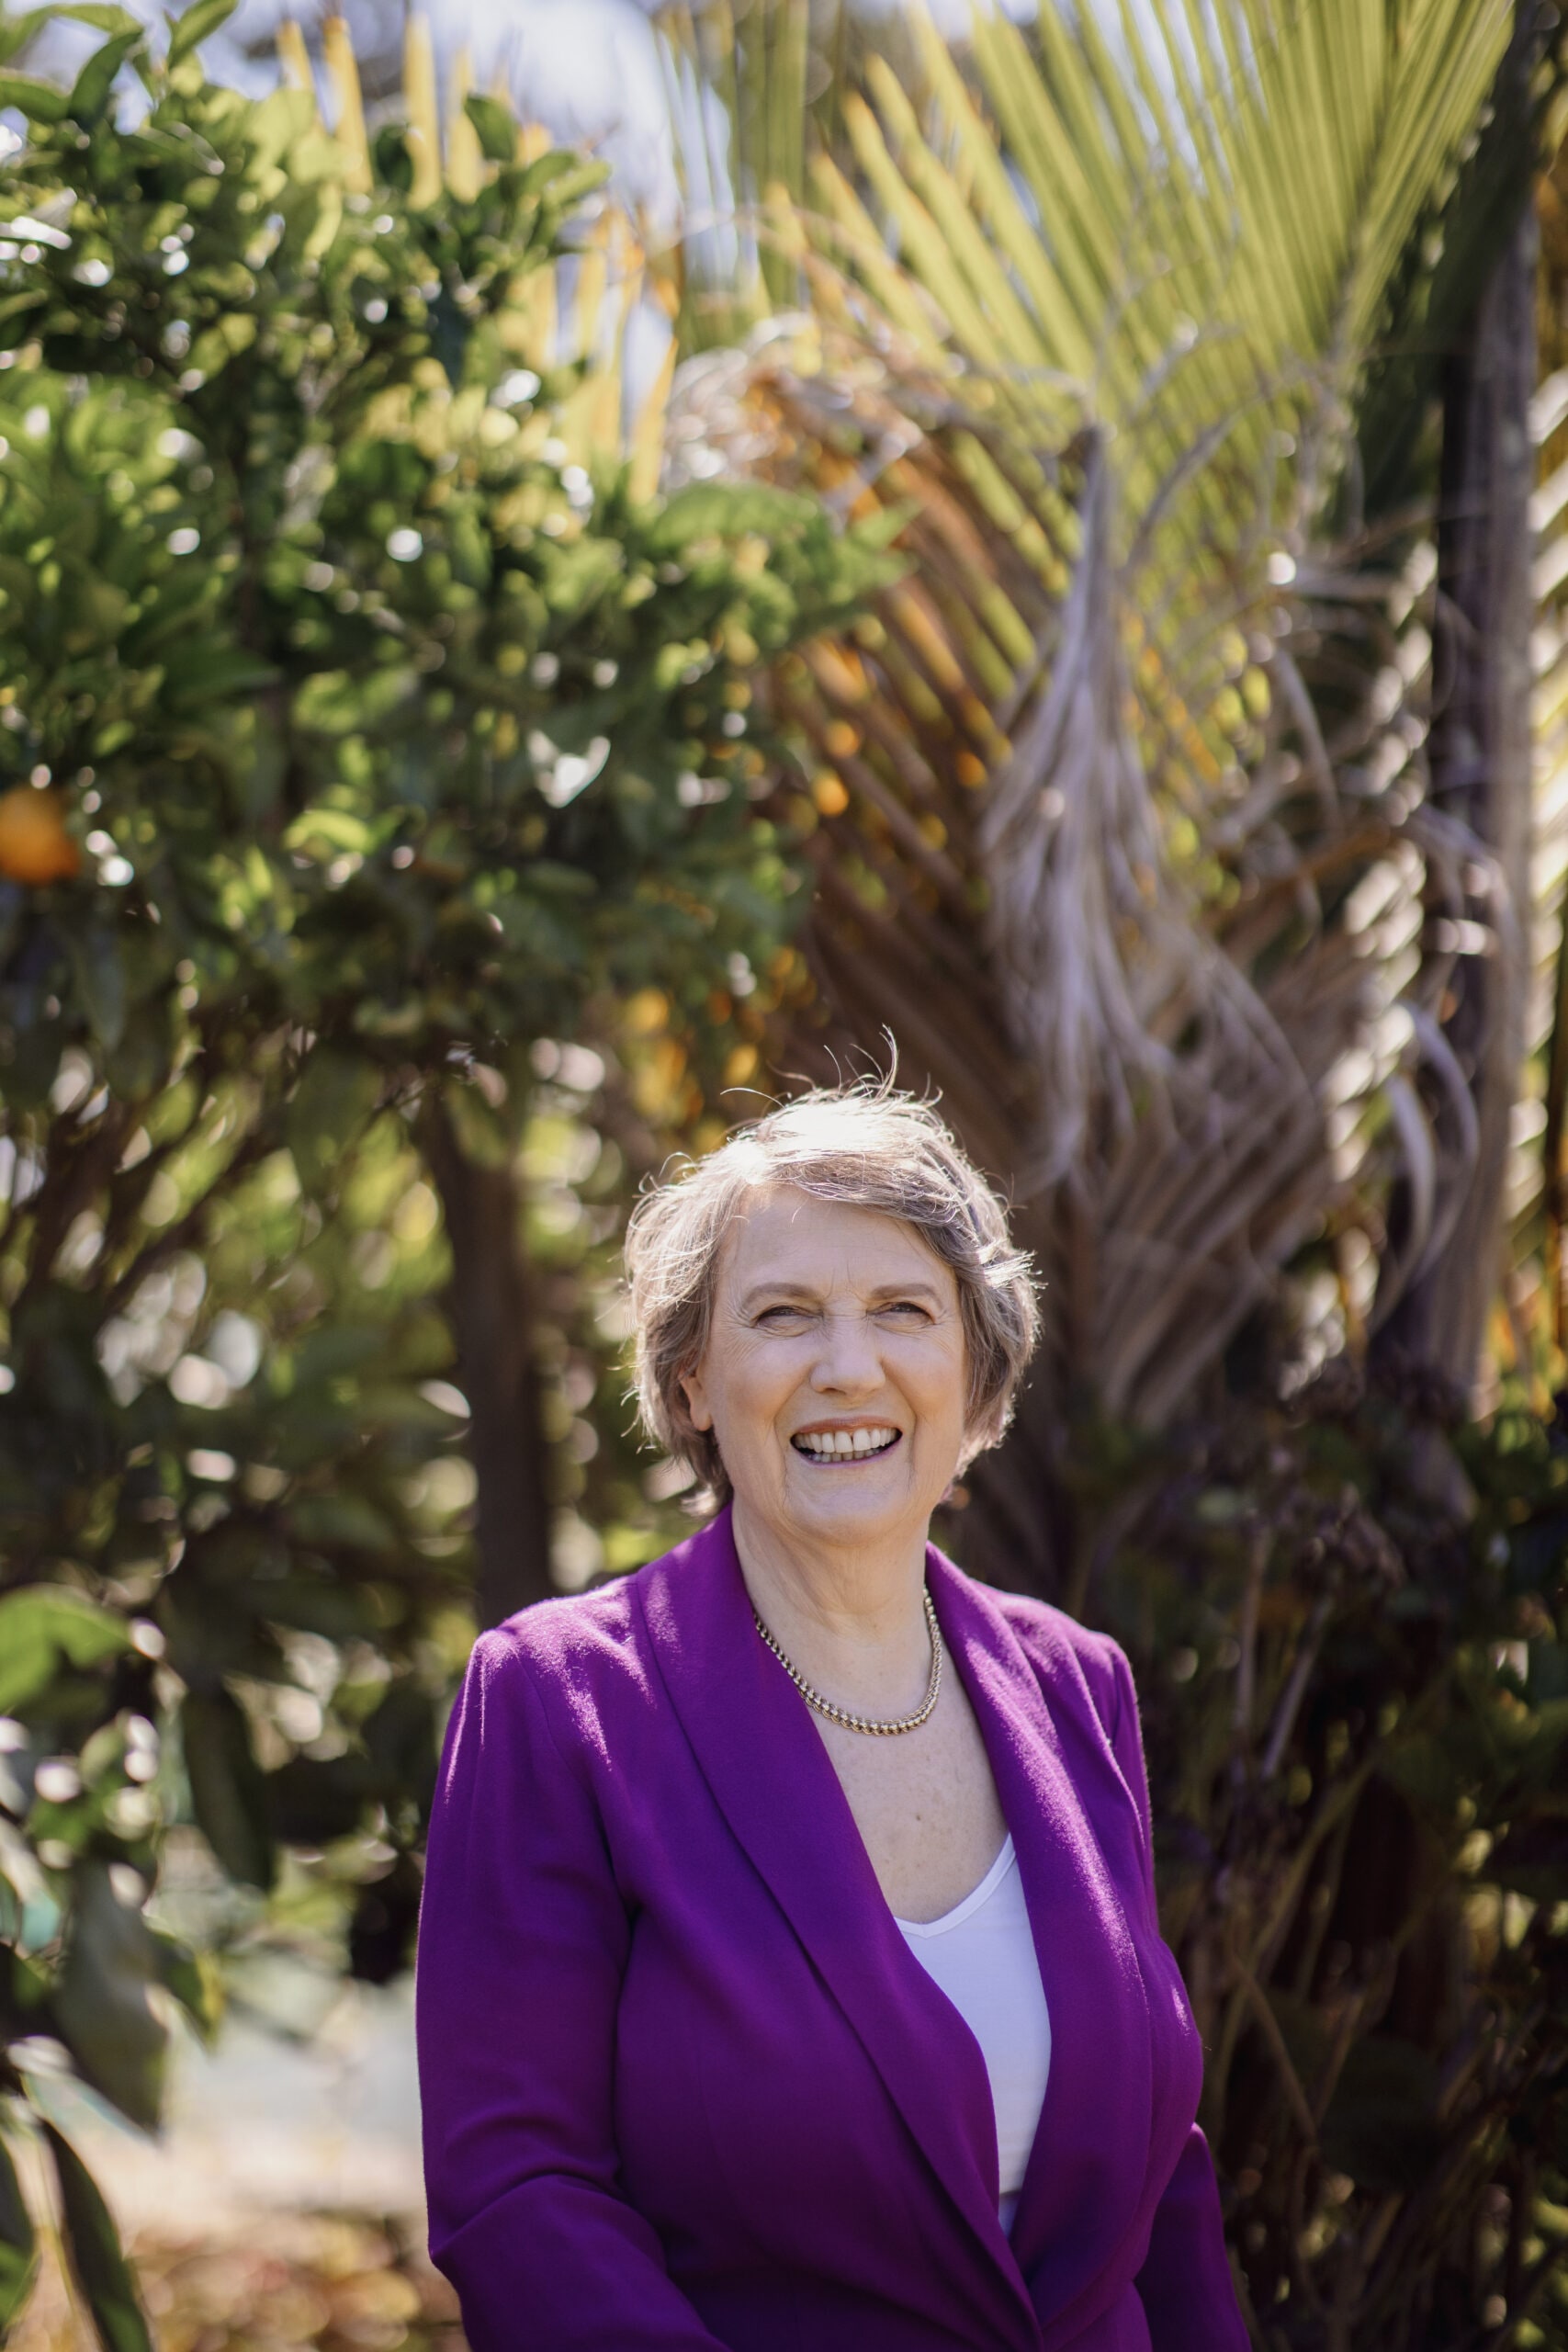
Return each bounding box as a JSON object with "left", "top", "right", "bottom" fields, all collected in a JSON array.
[
  {"left": 1105, "top": 1644, "right": 1249, "bottom": 2352},
  {"left": 416, "top": 1626, "right": 726, "bottom": 2352}
]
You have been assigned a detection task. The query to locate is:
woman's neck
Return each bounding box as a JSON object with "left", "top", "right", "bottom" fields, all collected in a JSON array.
[{"left": 731, "top": 1499, "right": 933, "bottom": 1717}]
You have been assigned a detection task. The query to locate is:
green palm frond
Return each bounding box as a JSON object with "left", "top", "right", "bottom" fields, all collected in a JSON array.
[{"left": 823, "top": 0, "right": 1511, "bottom": 623}]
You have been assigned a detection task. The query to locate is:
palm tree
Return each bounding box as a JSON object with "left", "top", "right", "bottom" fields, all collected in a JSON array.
[{"left": 656, "top": 0, "right": 1557, "bottom": 1586}]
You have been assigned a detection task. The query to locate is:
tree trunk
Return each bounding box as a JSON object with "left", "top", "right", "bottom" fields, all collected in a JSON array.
[
  {"left": 1372, "top": 160, "right": 1537, "bottom": 1394},
  {"left": 419, "top": 1094, "right": 555, "bottom": 1625}
]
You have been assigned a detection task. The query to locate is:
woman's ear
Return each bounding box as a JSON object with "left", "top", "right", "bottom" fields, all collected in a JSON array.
[{"left": 679, "top": 1360, "right": 714, "bottom": 1433}]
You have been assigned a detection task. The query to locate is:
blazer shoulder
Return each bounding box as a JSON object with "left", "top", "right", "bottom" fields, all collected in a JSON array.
[
  {"left": 490, "top": 1574, "right": 646, "bottom": 1677},
  {"left": 987, "top": 1587, "right": 1130, "bottom": 1741},
  {"left": 472, "top": 1571, "right": 663, "bottom": 1765}
]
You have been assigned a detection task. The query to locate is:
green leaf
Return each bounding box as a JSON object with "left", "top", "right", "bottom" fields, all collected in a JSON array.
[
  {"left": 0, "top": 288, "right": 47, "bottom": 331},
  {"left": 11, "top": 1949, "right": 51, "bottom": 2018},
  {"left": 0, "top": 1589, "right": 129, "bottom": 1714},
  {"left": 0, "top": 72, "right": 69, "bottom": 122},
  {"left": 55, "top": 6, "right": 142, "bottom": 31},
  {"left": 288, "top": 1491, "right": 399, "bottom": 1553},
  {"left": 66, "top": 28, "right": 142, "bottom": 127},
  {"left": 362, "top": 1678, "right": 436, "bottom": 1795},
  {"left": 149, "top": 1928, "right": 218, "bottom": 2042},
  {"left": 43, "top": 2128, "right": 152, "bottom": 2352},
  {"left": 525, "top": 861, "right": 596, "bottom": 899},
  {"left": 463, "top": 92, "right": 515, "bottom": 166},
  {"left": 165, "top": 0, "right": 238, "bottom": 66},
  {"left": 164, "top": 650, "right": 280, "bottom": 710},
  {"left": 295, "top": 664, "right": 415, "bottom": 735},
  {"left": 518, "top": 151, "right": 609, "bottom": 208},
  {"left": 287, "top": 1048, "right": 382, "bottom": 1193},
  {"left": 181, "top": 1688, "right": 275, "bottom": 1891},
  {"left": 282, "top": 805, "right": 373, "bottom": 857},
  {"left": 52, "top": 1864, "right": 167, "bottom": 2132},
  {"left": 0, "top": 2131, "right": 37, "bottom": 2335},
  {"left": 371, "top": 124, "right": 414, "bottom": 198},
  {"left": 0, "top": 11, "right": 50, "bottom": 70},
  {"left": 648, "top": 481, "right": 813, "bottom": 556},
  {"left": 64, "top": 927, "right": 127, "bottom": 1053}
]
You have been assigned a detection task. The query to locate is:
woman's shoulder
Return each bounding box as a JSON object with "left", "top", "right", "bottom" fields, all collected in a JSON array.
[
  {"left": 452, "top": 1582, "right": 661, "bottom": 1792},
  {"left": 462, "top": 1525, "right": 719, "bottom": 1746},
  {"left": 468, "top": 1573, "right": 657, "bottom": 1728}
]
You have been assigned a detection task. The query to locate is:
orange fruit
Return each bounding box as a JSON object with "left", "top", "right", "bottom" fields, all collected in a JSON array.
[{"left": 0, "top": 786, "right": 82, "bottom": 885}]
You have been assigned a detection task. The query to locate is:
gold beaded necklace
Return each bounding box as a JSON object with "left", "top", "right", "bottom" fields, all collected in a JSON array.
[{"left": 751, "top": 1588, "right": 943, "bottom": 1736}]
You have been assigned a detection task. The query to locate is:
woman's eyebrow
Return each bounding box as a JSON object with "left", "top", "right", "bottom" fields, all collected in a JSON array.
[
  {"left": 736, "top": 1277, "right": 947, "bottom": 1310},
  {"left": 736, "top": 1280, "right": 821, "bottom": 1310}
]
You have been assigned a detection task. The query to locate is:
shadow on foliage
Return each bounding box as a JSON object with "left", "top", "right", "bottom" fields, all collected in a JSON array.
[{"left": 1015, "top": 1368, "right": 1568, "bottom": 2348}]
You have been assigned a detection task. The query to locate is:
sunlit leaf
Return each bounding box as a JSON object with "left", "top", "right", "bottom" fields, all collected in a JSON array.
[
  {"left": 463, "top": 92, "right": 514, "bottom": 167},
  {"left": 165, "top": 0, "right": 238, "bottom": 67},
  {"left": 66, "top": 28, "right": 142, "bottom": 126},
  {"left": 44, "top": 2127, "right": 152, "bottom": 2352},
  {"left": 181, "top": 1690, "right": 275, "bottom": 1893},
  {"left": 0, "top": 2131, "right": 37, "bottom": 2334},
  {"left": 52, "top": 1863, "right": 167, "bottom": 2132},
  {"left": 0, "top": 1589, "right": 129, "bottom": 1714},
  {"left": 0, "top": 71, "right": 68, "bottom": 120}
]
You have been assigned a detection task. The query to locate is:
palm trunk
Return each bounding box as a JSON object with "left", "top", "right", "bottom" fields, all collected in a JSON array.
[
  {"left": 1372, "top": 178, "right": 1537, "bottom": 1393},
  {"left": 419, "top": 1092, "right": 555, "bottom": 1625}
]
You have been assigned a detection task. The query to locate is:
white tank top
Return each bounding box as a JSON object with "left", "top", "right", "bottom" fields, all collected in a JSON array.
[{"left": 895, "top": 1837, "right": 1050, "bottom": 2234}]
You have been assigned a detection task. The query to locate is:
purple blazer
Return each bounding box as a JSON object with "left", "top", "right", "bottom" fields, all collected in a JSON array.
[{"left": 417, "top": 1508, "right": 1247, "bottom": 2352}]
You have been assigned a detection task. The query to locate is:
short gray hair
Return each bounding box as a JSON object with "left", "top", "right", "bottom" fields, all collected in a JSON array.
[{"left": 624, "top": 1080, "right": 1038, "bottom": 1510}]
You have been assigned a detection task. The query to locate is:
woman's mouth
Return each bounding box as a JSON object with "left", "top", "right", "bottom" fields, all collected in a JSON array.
[{"left": 790, "top": 1426, "right": 901, "bottom": 1463}]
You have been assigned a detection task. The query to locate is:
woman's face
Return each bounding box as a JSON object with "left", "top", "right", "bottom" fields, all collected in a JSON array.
[{"left": 680, "top": 1186, "right": 970, "bottom": 1560}]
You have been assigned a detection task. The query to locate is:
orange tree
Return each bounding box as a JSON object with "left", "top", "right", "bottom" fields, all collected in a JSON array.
[{"left": 0, "top": 6, "right": 890, "bottom": 2338}]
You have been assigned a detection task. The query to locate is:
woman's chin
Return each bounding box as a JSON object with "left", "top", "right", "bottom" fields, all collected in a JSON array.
[{"left": 773, "top": 1453, "right": 931, "bottom": 1539}]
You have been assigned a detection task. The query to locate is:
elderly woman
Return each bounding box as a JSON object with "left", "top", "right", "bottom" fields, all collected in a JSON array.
[{"left": 416, "top": 1086, "right": 1247, "bottom": 2352}]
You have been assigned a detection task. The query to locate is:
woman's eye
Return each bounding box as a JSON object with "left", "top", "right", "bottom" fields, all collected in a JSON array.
[
  {"left": 880, "top": 1301, "right": 927, "bottom": 1320},
  {"left": 756, "top": 1305, "right": 810, "bottom": 1327}
]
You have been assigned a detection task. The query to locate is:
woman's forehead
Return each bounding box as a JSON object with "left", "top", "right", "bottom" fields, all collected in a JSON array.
[{"left": 715, "top": 1185, "right": 953, "bottom": 1291}]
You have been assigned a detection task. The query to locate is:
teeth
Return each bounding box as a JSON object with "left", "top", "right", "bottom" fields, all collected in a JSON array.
[{"left": 795, "top": 1427, "right": 897, "bottom": 1458}]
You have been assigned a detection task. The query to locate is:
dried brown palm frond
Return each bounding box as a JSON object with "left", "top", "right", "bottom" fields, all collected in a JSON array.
[
  {"left": 670, "top": 328, "right": 1404, "bottom": 1413},
  {"left": 662, "top": 322, "right": 1055, "bottom": 1154},
  {"left": 978, "top": 440, "right": 1188, "bottom": 1191}
]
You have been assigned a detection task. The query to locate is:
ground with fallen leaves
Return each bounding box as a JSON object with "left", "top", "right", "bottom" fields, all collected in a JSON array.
[{"left": 14, "top": 2213, "right": 463, "bottom": 2352}]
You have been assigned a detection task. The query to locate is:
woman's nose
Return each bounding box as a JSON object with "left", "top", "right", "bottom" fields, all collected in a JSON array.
[{"left": 808, "top": 1310, "right": 882, "bottom": 1392}]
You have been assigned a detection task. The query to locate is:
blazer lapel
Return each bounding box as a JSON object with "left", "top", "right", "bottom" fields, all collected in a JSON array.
[
  {"left": 639, "top": 1510, "right": 1041, "bottom": 2352},
  {"left": 929, "top": 1553, "right": 1156, "bottom": 2349}
]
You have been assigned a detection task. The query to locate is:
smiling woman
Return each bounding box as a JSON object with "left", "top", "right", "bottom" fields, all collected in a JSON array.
[
  {"left": 415, "top": 1083, "right": 1249, "bottom": 2352},
  {"left": 625, "top": 1087, "right": 1035, "bottom": 1518}
]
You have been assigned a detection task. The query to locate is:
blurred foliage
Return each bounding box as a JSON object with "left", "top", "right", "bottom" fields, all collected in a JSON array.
[
  {"left": 1005, "top": 1363, "right": 1568, "bottom": 2346},
  {"left": 10, "top": 2210, "right": 461, "bottom": 2352},
  {"left": 0, "top": 6, "right": 891, "bottom": 2342}
]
